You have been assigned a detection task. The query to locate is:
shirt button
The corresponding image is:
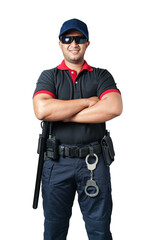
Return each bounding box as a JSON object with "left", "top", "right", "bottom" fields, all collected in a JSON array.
[
  {"left": 75, "top": 81, "right": 78, "bottom": 84},
  {"left": 71, "top": 71, "right": 74, "bottom": 74}
]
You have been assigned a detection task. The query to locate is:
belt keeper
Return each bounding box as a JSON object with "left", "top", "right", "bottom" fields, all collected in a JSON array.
[
  {"left": 89, "top": 146, "right": 94, "bottom": 157},
  {"left": 79, "top": 148, "right": 82, "bottom": 158},
  {"left": 60, "top": 145, "right": 65, "bottom": 157},
  {"left": 65, "top": 146, "right": 70, "bottom": 157}
]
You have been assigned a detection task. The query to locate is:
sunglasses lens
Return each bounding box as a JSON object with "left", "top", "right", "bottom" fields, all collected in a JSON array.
[
  {"left": 60, "top": 36, "right": 87, "bottom": 44},
  {"left": 75, "top": 36, "right": 87, "bottom": 44},
  {"left": 61, "top": 36, "right": 72, "bottom": 44}
]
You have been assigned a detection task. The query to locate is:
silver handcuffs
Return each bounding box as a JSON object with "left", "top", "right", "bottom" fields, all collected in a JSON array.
[{"left": 84, "top": 153, "right": 100, "bottom": 197}]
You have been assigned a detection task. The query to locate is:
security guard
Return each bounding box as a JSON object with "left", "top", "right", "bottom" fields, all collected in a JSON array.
[{"left": 33, "top": 18, "right": 122, "bottom": 240}]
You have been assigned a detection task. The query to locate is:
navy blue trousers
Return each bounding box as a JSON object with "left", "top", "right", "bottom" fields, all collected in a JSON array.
[{"left": 42, "top": 153, "right": 113, "bottom": 240}]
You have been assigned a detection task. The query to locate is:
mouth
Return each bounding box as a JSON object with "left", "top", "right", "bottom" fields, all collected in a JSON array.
[{"left": 69, "top": 49, "right": 80, "bottom": 55}]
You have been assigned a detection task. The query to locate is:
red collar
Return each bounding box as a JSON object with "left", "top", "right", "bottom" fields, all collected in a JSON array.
[{"left": 57, "top": 60, "right": 93, "bottom": 72}]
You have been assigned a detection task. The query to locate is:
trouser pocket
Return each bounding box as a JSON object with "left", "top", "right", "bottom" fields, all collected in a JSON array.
[{"left": 42, "top": 160, "right": 54, "bottom": 184}]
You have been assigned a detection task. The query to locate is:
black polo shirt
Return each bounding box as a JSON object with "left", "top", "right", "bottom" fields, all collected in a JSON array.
[{"left": 33, "top": 60, "right": 120, "bottom": 144}]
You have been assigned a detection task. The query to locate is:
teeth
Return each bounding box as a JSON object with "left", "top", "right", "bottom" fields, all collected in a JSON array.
[{"left": 70, "top": 50, "right": 79, "bottom": 54}]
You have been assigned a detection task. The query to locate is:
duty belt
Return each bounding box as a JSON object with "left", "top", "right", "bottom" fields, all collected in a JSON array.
[{"left": 58, "top": 143, "right": 102, "bottom": 158}]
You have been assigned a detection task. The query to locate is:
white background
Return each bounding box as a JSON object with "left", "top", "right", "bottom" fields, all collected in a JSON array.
[{"left": 0, "top": 0, "right": 149, "bottom": 239}]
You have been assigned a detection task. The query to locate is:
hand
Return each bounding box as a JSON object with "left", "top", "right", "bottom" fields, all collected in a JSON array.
[{"left": 87, "top": 96, "right": 99, "bottom": 107}]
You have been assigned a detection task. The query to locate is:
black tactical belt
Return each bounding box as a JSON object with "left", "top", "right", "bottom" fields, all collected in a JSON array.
[{"left": 58, "top": 143, "right": 102, "bottom": 158}]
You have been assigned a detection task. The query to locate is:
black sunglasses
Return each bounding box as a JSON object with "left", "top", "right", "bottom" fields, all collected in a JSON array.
[{"left": 60, "top": 36, "right": 88, "bottom": 44}]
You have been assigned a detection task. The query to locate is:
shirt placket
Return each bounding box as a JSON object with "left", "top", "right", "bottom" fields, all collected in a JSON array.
[
  {"left": 68, "top": 70, "right": 80, "bottom": 99},
  {"left": 68, "top": 70, "right": 77, "bottom": 87}
]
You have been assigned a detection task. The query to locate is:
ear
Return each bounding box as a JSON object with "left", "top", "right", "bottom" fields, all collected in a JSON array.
[
  {"left": 86, "top": 41, "right": 90, "bottom": 48},
  {"left": 59, "top": 41, "right": 62, "bottom": 49}
]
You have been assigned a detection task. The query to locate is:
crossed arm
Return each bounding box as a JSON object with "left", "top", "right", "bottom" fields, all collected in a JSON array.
[{"left": 33, "top": 92, "right": 123, "bottom": 123}]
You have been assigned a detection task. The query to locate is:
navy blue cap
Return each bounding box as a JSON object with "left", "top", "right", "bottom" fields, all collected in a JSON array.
[{"left": 59, "top": 18, "right": 89, "bottom": 40}]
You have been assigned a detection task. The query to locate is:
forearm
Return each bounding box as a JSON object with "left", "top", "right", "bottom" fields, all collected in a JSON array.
[
  {"left": 33, "top": 97, "right": 89, "bottom": 121},
  {"left": 69, "top": 103, "right": 114, "bottom": 123},
  {"left": 67, "top": 93, "right": 123, "bottom": 123}
]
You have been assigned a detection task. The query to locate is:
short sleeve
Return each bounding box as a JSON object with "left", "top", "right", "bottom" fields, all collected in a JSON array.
[
  {"left": 33, "top": 70, "right": 56, "bottom": 98},
  {"left": 97, "top": 69, "right": 121, "bottom": 99}
]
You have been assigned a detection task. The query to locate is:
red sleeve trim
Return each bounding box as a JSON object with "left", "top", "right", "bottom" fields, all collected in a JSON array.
[
  {"left": 33, "top": 90, "right": 56, "bottom": 99},
  {"left": 100, "top": 89, "right": 121, "bottom": 100}
]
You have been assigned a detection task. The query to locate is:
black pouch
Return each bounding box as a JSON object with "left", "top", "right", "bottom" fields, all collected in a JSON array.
[{"left": 101, "top": 131, "right": 115, "bottom": 166}]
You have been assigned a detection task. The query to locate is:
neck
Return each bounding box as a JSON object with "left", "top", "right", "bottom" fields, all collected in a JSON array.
[{"left": 64, "top": 59, "right": 85, "bottom": 74}]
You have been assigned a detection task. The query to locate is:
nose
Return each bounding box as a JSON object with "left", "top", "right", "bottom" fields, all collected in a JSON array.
[{"left": 71, "top": 39, "right": 78, "bottom": 46}]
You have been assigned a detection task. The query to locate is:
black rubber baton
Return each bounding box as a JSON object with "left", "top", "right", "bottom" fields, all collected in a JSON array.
[{"left": 32, "top": 121, "right": 49, "bottom": 209}]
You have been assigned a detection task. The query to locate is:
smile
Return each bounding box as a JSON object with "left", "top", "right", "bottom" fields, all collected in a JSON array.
[{"left": 69, "top": 49, "right": 80, "bottom": 54}]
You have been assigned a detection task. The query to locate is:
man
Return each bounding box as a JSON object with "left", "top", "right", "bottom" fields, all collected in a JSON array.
[{"left": 33, "top": 18, "right": 122, "bottom": 240}]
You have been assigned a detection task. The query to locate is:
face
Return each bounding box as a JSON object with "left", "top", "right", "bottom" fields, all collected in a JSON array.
[{"left": 59, "top": 30, "right": 90, "bottom": 64}]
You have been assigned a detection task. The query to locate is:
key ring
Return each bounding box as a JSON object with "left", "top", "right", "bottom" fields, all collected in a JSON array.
[{"left": 85, "top": 179, "right": 99, "bottom": 197}]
